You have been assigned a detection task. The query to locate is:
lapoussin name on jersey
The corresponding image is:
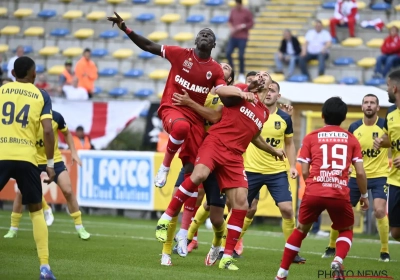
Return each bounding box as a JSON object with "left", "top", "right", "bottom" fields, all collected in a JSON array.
[
  {"left": 240, "top": 106, "right": 263, "bottom": 130},
  {"left": 2, "top": 88, "right": 39, "bottom": 99},
  {"left": 175, "top": 75, "right": 209, "bottom": 94},
  {"left": 0, "top": 137, "right": 33, "bottom": 146}
]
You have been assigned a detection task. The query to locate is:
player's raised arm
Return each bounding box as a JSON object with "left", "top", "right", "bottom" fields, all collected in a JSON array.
[
  {"left": 251, "top": 133, "right": 286, "bottom": 161},
  {"left": 107, "top": 12, "right": 161, "bottom": 55}
]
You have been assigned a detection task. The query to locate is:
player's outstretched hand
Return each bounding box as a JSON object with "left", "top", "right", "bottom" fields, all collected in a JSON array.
[
  {"left": 72, "top": 152, "right": 82, "bottom": 166},
  {"left": 107, "top": 12, "right": 126, "bottom": 30},
  {"left": 279, "top": 103, "right": 293, "bottom": 116},
  {"left": 274, "top": 149, "right": 286, "bottom": 161},
  {"left": 359, "top": 197, "right": 369, "bottom": 211},
  {"left": 393, "top": 156, "right": 400, "bottom": 169},
  {"left": 239, "top": 91, "right": 255, "bottom": 102},
  {"left": 44, "top": 167, "right": 56, "bottom": 184},
  {"left": 172, "top": 89, "right": 193, "bottom": 106},
  {"left": 373, "top": 137, "right": 383, "bottom": 150},
  {"left": 289, "top": 167, "right": 298, "bottom": 179}
]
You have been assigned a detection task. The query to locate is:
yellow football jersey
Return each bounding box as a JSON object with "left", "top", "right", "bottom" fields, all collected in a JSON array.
[
  {"left": 0, "top": 82, "right": 52, "bottom": 165},
  {"left": 348, "top": 118, "right": 389, "bottom": 179},
  {"left": 203, "top": 93, "right": 223, "bottom": 132},
  {"left": 36, "top": 111, "right": 67, "bottom": 165},
  {"left": 244, "top": 108, "right": 293, "bottom": 174},
  {"left": 384, "top": 105, "right": 400, "bottom": 187}
]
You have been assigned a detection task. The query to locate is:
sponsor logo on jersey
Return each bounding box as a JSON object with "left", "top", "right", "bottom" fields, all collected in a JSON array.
[
  {"left": 372, "top": 132, "right": 379, "bottom": 139},
  {"left": 212, "top": 97, "right": 219, "bottom": 104},
  {"left": 317, "top": 132, "right": 349, "bottom": 143},
  {"left": 183, "top": 59, "right": 193, "bottom": 69},
  {"left": 239, "top": 106, "right": 263, "bottom": 130},
  {"left": 274, "top": 121, "right": 281, "bottom": 130},
  {"left": 175, "top": 75, "right": 210, "bottom": 94},
  {"left": 206, "top": 71, "right": 212, "bottom": 80}
]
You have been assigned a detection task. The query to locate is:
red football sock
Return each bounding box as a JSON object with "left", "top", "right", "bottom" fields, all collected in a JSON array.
[
  {"left": 280, "top": 229, "right": 307, "bottom": 270},
  {"left": 335, "top": 230, "right": 353, "bottom": 262},
  {"left": 162, "top": 120, "right": 190, "bottom": 167},
  {"left": 181, "top": 196, "right": 197, "bottom": 230},
  {"left": 165, "top": 177, "right": 198, "bottom": 217},
  {"left": 224, "top": 209, "right": 247, "bottom": 256}
]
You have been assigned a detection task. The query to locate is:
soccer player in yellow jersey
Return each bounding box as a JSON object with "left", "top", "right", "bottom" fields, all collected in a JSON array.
[
  {"left": 0, "top": 57, "right": 56, "bottom": 279},
  {"left": 322, "top": 94, "right": 390, "bottom": 262},
  {"left": 374, "top": 69, "right": 400, "bottom": 243},
  {"left": 4, "top": 110, "right": 91, "bottom": 240}
]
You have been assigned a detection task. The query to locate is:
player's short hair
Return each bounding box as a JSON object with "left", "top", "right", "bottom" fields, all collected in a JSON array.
[
  {"left": 315, "top": 19, "right": 322, "bottom": 25},
  {"left": 388, "top": 69, "right": 400, "bottom": 84},
  {"left": 76, "top": 126, "right": 84, "bottom": 132},
  {"left": 271, "top": 80, "right": 280, "bottom": 93},
  {"left": 322, "top": 97, "right": 347, "bottom": 125},
  {"left": 235, "top": 0, "right": 242, "bottom": 4},
  {"left": 246, "top": 71, "right": 257, "bottom": 78},
  {"left": 228, "top": 68, "right": 235, "bottom": 85},
  {"left": 14, "top": 56, "right": 35, "bottom": 79},
  {"left": 362, "top": 93, "right": 379, "bottom": 105},
  {"left": 83, "top": 48, "right": 91, "bottom": 53}
]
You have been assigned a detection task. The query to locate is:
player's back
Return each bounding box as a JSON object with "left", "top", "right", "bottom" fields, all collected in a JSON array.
[{"left": 0, "top": 82, "right": 50, "bottom": 165}]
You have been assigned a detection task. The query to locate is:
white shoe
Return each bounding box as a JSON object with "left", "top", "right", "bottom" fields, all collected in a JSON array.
[
  {"left": 176, "top": 234, "right": 188, "bottom": 257},
  {"left": 160, "top": 253, "right": 172, "bottom": 266},
  {"left": 205, "top": 246, "right": 220, "bottom": 266},
  {"left": 315, "top": 230, "right": 329, "bottom": 237},
  {"left": 154, "top": 164, "right": 170, "bottom": 188},
  {"left": 44, "top": 208, "right": 54, "bottom": 226}
]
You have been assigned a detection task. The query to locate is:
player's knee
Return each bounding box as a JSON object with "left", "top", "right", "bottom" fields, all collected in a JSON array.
[
  {"left": 61, "top": 186, "right": 73, "bottom": 200},
  {"left": 374, "top": 207, "right": 386, "bottom": 219},
  {"left": 27, "top": 203, "right": 42, "bottom": 213},
  {"left": 210, "top": 213, "right": 224, "bottom": 228},
  {"left": 171, "top": 120, "right": 190, "bottom": 140},
  {"left": 247, "top": 200, "right": 258, "bottom": 218},
  {"left": 234, "top": 195, "right": 248, "bottom": 210},
  {"left": 183, "top": 163, "right": 194, "bottom": 174},
  {"left": 278, "top": 202, "right": 293, "bottom": 219}
]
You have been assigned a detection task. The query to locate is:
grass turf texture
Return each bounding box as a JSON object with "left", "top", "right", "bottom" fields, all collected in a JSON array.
[{"left": 0, "top": 211, "right": 398, "bottom": 280}]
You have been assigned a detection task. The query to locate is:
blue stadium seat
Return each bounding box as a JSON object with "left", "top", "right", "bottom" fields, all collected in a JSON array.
[
  {"left": 136, "top": 13, "right": 155, "bottom": 22},
  {"left": 38, "top": 10, "right": 56, "bottom": 19},
  {"left": 322, "top": 2, "right": 335, "bottom": 9},
  {"left": 35, "top": 64, "right": 45, "bottom": 73},
  {"left": 340, "top": 77, "right": 359, "bottom": 85},
  {"left": 287, "top": 74, "right": 308, "bottom": 83},
  {"left": 91, "top": 48, "right": 108, "bottom": 57},
  {"left": 133, "top": 0, "right": 150, "bottom": 3},
  {"left": 186, "top": 14, "right": 205, "bottom": 24},
  {"left": 14, "top": 46, "right": 33, "bottom": 54},
  {"left": 333, "top": 57, "right": 355, "bottom": 66},
  {"left": 84, "top": 0, "right": 100, "bottom": 2},
  {"left": 370, "top": 3, "right": 391, "bottom": 10},
  {"left": 364, "top": 78, "right": 386, "bottom": 86},
  {"left": 99, "top": 30, "right": 119, "bottom": 39},
  {"left": 93, "top": 86, "right": 102, "bottom": 95},
  {"left": 99, "top": 68, "right": 118, "bottom": 77},
  {"left": 2, "top": 63, "right": 7, "bottom": 72},
  {"left": 332, "top": 37, "right": 338, "bottom": 44},
  {"left": 109, "top": 87, "right": 128, "bottom": 97},
  {"left": 139, "top": 51, "right": 155, "bottom": 59},
  {"left": 124, "top": 69, "right": 144, "bottom": 78},
  {"left": 50, "top": 28, "right": 70, "bottom": 37},
  {"left": 140, "top": 108, "right": 149, "bottom": 117},
  {"left": 205, "top": 0, "right": 224, "bottom": 6},
  {"left": 210, "top": 15, "right": 228, "bottom": 24},
  {"left": 135, "top": 88, "right": 154, "bottom": 97}
]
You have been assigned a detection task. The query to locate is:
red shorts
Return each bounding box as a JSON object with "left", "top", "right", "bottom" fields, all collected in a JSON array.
[
  {"left": 299, "top": 194, "right": 354, "bottom": 230},
  {"left": 161, "top": 108, "right": 205, "bottom": 166},
  {"left": 196, "top": 135, "right": 247, "bottom": 191}
]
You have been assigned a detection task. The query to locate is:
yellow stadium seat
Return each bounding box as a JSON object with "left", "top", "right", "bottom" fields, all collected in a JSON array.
[
  {"left": 320, "top": 19, "right": 330, "bottom": 27},
  {"left": 270, "top": 73, "right": 285, "bottom": 82},
  {"left": 0, "top": 26, "right": 20, "bottom": 35},
  {"left": 158, "top": 91, "right": 163, "bottom": 98},
  {"left": 366, "top": 38, "right": 384, "bottom": 48},
  {"left": 308, "top": 59, "right": 318, "bottom": 66},
  {"left": 149, "top": 69, "right": 170, "bottom": 80},
  {"left": 63, "top": 10, "right": 83, "bottom": 20},
  {"left": 0, "top": 7, "right": 7, "bottom": 17},
  {"left": 48, "top": 65, "right": 65, "bottom": 75},
  {"left": 117, "top": 12, "right": 132, "bottom": 20},
  {"left": 298, "top": 36, "right": 305, "bottom": 45},
  {"left": 14, "top": 8, "right": 33, "bottom": 18},
  {"left": 148, "top": 31, "right": 169, "bottom": 42},
  {"left": 173, "top": 32, "right": 194, "bottom": 43},
  {"left": 228, "top": 0, "right": 248, "bottom": 6},
  {"left": 39, "top": 46, "right": 60, "bottom": 56},
  {"left": 357, "top": 1, "right": 366, "bottom": 9},
  {"left": 396, "top": 4, "right": 400, "bottom": 11},
  {"left": 313, "top": 75, "right": 335, "bottom": 84},
  {"left": 387, "top": 20, "right": 400, "bottom": 29},
  {"left": 107, "top": 0, "right": 126, "bottom": 3},
  {"left": 0, "top": 44, "right": 9, "bottom": 53},
  {"left": 74, "top": 29, "right": 94, "bottom": 39},
  {"left": 86, "top": 11, "right": 106, "bottom": 21},
  {"left": 113, "top": 49, "right": 133, "bottom": 59},
  {"left": 155, "top": 0, "right": 174, "bottom": 5},
  {"left": 161, "top": 13, "right": 181, "bottom": 24},
  {"left": 63, "top": 47, "right": 83, "bottom": 57},
  {"left": 357, "top": 57, "right": 376, "bottom": 68},
  {"left": 180, "top": 0, "right": 200, "bottom": 6},
  {"left": 341, "top": 37, "right": 363, "bottom": 47},
  {"left": 24, "top": 27, "right": 45, "bottom": 37}
]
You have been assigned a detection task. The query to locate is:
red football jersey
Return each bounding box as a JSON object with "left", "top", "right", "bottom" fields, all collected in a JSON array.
[
  {"left": 207, "top": 94, "right": 269, "bottom": 155},
  {"left": 298, "top": 126, "right": 363, "bottom": 200},
  {"left": 158, "top": 45, "right": 226, "bottom": 123}
]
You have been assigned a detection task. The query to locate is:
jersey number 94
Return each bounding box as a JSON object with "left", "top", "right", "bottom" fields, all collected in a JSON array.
[{"left": 1, "top": 102, "right": 30, "bottom": 128}]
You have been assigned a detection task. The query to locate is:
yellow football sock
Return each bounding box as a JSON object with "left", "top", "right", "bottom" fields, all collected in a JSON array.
[
  {"left": 377, "top": 216, "right": 389, "bottom": 253},
  {"left": 162, "top": 216, "right": 178, "bottom": 255},
  {"left": 11, "top": 212, "right": 22, "bottom": 228},
  {"left": 221, "top": 211, "right": 232, "bottom": 248},
  {"left": 329, "top": 227, "right": 339, "bottom": 248},
  {"left": 282, "top": 217, "right": 295, "bottom": 241},
  {"left": 188, "top": 205, "right": 209, "bottom": 240},
  {"left": 41, "top": 196, "right": 50, "bottom": 211},
  {"left": 29, "top": 210, "right": 49, "bottom": 265},
  {"left": 70, "top": 211, "right": 83, "bottom": 226},
  {"left": 212, "top": 220, "right": 226, "bottom": 247},
  {"left": 239, "top": 217, "right": 253, "bottom": 239}
]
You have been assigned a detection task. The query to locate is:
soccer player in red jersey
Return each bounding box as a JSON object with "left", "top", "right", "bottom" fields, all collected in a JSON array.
[{"left": 275, "top": 97, "right": 369, "bottom": 280}]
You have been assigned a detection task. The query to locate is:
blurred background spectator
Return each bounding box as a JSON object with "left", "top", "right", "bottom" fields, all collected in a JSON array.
[
  {"left": 75, "top": 48, "right": 98, "bottom": 99},
  {"left": 63, "top": 77, "right": 89, "bottom": 101},
  {"left": 330, "top": 0, "right": 359, "bottom": 41},
  {"left": 373, "top": 26, "right": 400, "bottom": 78},
  {"left": 73, "top": 126, "right": 95, "bottom": 150},
  {"left": 7, "top": 45, "right": 24, "bottom": 81},
  {"left": 275, "top": 29, "right": 302, "bottom": 79},
  {"left": 35, "top": 74, "right": 53, "bottom": 94}
]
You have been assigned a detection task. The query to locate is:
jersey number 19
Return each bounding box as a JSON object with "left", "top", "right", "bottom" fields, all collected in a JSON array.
[{"left": 320, "top": 143, "right": 347, "bottom": 170}]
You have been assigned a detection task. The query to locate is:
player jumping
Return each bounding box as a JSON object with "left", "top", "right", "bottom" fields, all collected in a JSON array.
[{"left": 275, "top": 97, "right": 369, "bottom": 280}]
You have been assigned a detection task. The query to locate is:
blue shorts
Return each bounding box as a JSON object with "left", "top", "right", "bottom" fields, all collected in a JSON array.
[
  {"left": 348, "top": 177, "right": 387, "bottom": 207},
  {"left": 246, "top": 171, "right": 292, "bottom": 206},
  {"left": 387, "top": 184, "right": 400, "bottom": 227},
  {"left": 38, "top": 161, "right": 67, "bottom": 184}
]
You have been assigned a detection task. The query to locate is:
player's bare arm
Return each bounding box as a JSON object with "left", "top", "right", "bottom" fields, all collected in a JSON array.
[
  {"left": 374, "top": 133, "right": 391, "bottom": 149},
  {"left": 107, "top": 12, "right": 161, "bottom": 55},
  {"left": 41, "top": 118, "right": 55, "bottom": 183},
  {"left": 251, "top": 133, "right": 286, "bottom": 161},
  {"left": 300, "top": 162, "right": 310, "bottom": 180},
  {"left": 392, "top": 156, "right": 400, "bottom": 169},
  {"left": 353, "top": 161, "right": 369, "bottom": 210},
  {"left": 284, "top": 136, "right": 298, "bottom": 179},
  {"left": 62, "top": 129, "right": 82, "bottom": 166}
]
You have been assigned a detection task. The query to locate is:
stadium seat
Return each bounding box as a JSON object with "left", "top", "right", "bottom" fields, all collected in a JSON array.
[
  {"left": 139, "top": 51, "right": 155, "bottom": 59},
  {"left": 313, "top": 75, "right": 335, "bottom": 84},
  {"left": 117, "top": 12, "right": 132, "bottom": 20},
  {"left": 124, "top": 69, "right": 144, "bottom": 78},
  {"left": 322, "top": 2, "right": 335, "bottom": 9},
  {"left": 0, "top": 26, "right": 20, "bottom": 36},
  {"left": 92, "top": 48, "right": 109, "bottom": 57},
  {"left": 287, "top": 74, "right": 308, "bottom": 82},
  {"left": 136, "top": 13, "right": 155, "bottom": 22},
  {"left": 140, "top": 109, "right": 149, "bottom": 117},
  {"left": 87, "top": 11, "right": 106, "bottom": 21},
  {"left": 320, "top": 19, "right": 330, "bottom": 27},
  {"left": 186, "top": 14, "right": 204, "bottom": 24},
  {"left": 149, "top": 69, "right": 169, "bottom": 80},
  {"left": 74, "top": 29, "right": 94, "bottom": 39},
  {"left": 386, "top": 21, "right": 400, "bottom": 29},
  {"left": 396, "top": 4, "right": 400, "bottom": 11},
  {"left": 135, "top": 88, "right": 154, "bottom": 97},
  {"left": 24, "top": 27, "right": 45, "bottom": 37},
  {"left": 93, "top": 86, "right": 102, "bottom": 95},
  {"left": 210, "top": 15, "right": 228, "bottom": 24},
  {"left": 357, "top": 1, "right": 366, "bottom": 9},
  {"left": 180, "top": 0, "right": 200, "bottom": 7},
  {"left": 270, "top": 73, "right": 285, "bottom": 82},
  {"left": 109, "top": 87, "right": 128, "bottom": 97},
  {"left": 2, "top": 63, "right": 7, "bottom": 72},
  {"left": 17, "top": 46, "right": 33, "bottom": 54},
  {"left": 39, "top": 46, "right": 60, "bottom": 56},
  {"left": 155, "top": 0, "right": 174, "bottom": 5},
  {"left": 107, "top": 0, "right": 126, "bottom": 3},
  {"left": 0, "top": 44, "right": 9, "bottom": 53},
  {"left": 308, "top": 60, "right": 318, "bottom": 66},
  {"left": 99, "top": 68, "right": 118, "bottom": 77},
  {"left": 0, "top": 7, "right": 7, "bottom": 17},
  {"left": 63, "top": 47, "right": 83, "bottom": 57},
  {"left": 148, "top": 31, "right": 168, "bottom": 41},
  {"left": 161, "top": 14, "right": 181, "bottom": 24},
  {"left": 63, "top": 10, "right": 83, "bottom": 20},
  {"left": 205, "top": 0, "right": 224, "bottom": 6},
  {"left": 331, "top": 37, "right": 338, "bottom": 44},
  {"left": 38, "top": 10, "right": 56, "bottom": 19},
  {"left": 48, "top": 65, "right": 64, "bottom": 75},
  {"left": 113, "top": 49, "right": 133, "bottom": 59},
  {"left": 99, "top": 30, "right": 119, "bottom": 39},
  {"left": 36, "top": 65, "right": 45, "bottom": 74},
  {"left": 84, "top": 0, "right": 99, "bottom": 2},
  {"left": 366, "top": 38, "right": 383, "bottom": 48},
  {"left": 228, "top": 0, "right": 248, "bottom": 7},
  {"left": 340, "top": 77, "right": 359, "bottom": 85},
  {"left": 50, "top": 28, "right": 70, "bottom": 37},
  {"left": 357, "top": 57, "right": 376, "bottom": 68},
  {"left": 364, "top": 78, "right": 386, "bottom": 86},
  {"left": 341, "top": 37, "right": 363, "bottom": 47},
  {"left": 333, "top": 57, "right": 355, "bottom": 66},
  {"left": 174, "top": 32, "right": 194, "bottom": 43},
  {"left": 133, "top": 0, "right": 150, "bottom": 3},
  {"left": 297, "top": 36, "right": 305, "bottom": 45},
  {"left": 370, "top": 2, "right": 390, "bottom": 10},
  {"left": 14, "top": 8, "right": 33, "bottom": 18}
]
